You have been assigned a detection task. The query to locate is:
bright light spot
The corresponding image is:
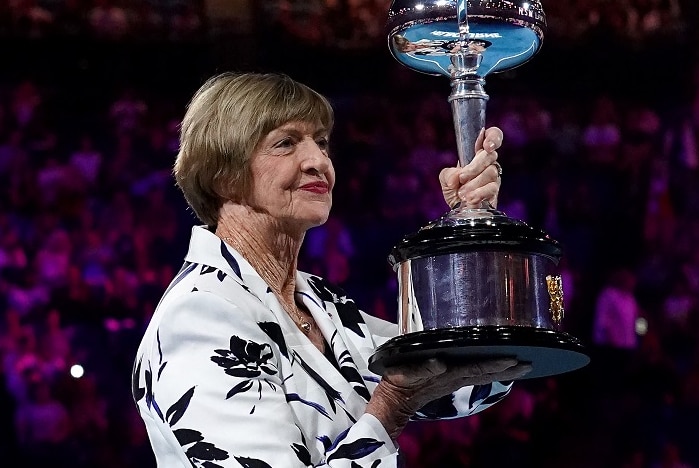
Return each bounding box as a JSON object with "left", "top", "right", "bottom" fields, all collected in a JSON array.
[
  {"left": 635, "top": 317, "right": 648, "bottom": 336},
  {"left": 70, "top": 364, "right": 85, "bottom": 378},
  {"left": 415, "top": 3, "right": 425, "bottom": 10},
  {"left": 523, "top": 2, "right": 530, "bottom": 9},
  {"left": 435, "top": 0, "right": 449, "bottom": 5}
]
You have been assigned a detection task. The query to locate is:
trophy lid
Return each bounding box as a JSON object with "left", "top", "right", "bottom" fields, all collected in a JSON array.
[
  {"left": 387, "top": 0, "right": 546, "bottom": 77},
  {"left": 388, "top": 210, "right": 561, "bottom": 266}
]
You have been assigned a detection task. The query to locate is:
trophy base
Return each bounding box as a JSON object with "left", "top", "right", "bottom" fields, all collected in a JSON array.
[{"left": 368, "top": 326, "right": 590, "bottom": 379}]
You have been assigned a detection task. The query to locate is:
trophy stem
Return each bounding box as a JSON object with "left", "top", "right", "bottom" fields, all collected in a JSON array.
[
  {"left": 448, "top": 74, "right": 488, "bottom": 168},
  {"left": 451, "top": 0, "right": 486, "bottom": 169},
  {"left": 448, "top": 62, "right": 491, "bottom": 212}
]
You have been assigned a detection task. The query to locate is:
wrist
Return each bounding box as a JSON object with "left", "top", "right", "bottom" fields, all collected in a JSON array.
[{"left": 366, "top": 381, "right": 415, "bottom": 441}]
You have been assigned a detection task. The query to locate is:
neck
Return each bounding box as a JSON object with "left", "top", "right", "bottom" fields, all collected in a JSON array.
[{"left": 215, "top": 202, "right": 304, "bottom": 303}]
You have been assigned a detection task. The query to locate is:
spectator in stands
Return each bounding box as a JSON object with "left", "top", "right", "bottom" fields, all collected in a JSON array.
[
  {"left": 87, "top": 0, "right": 130, "bottom": 40},
  {"left": 14, "top": 377, "right": 72, "bottom": 466},
  {"left": 68, "top": 134, "right": 103, "bottom": 188},
  {"left": 593, "top": 267, "right": 642, "bottom": 351},
  {"left": 109, "top": 88, "right": 148, "bottom": 137},
  {"left": 592, "top": 266, "right": 643, "bottom": 393}
]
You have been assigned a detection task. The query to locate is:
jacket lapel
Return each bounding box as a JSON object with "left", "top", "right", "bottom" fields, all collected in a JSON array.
[{"left": 295, "top": 276, "right": 373, "bottom": 421}]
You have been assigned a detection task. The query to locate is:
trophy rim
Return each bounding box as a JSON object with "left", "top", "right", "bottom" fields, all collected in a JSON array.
[
  {"left": 386, "top": 1, "right": 548, "bottom": 34},
  {"left": 368, "top": 326, "right": 590, "bottom": 379}
]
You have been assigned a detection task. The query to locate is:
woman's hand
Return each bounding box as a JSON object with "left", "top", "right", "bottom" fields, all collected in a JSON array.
[
  {"left": 366, "top": 357, "right": 531, "bottom": 441},
  {"left": 439, "top": 126, "right": 503, "bottom": 209}
]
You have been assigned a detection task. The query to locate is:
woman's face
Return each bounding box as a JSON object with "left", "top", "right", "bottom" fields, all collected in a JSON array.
[{"left": 247, "top": 120, "right": 334, "bottom": 232}]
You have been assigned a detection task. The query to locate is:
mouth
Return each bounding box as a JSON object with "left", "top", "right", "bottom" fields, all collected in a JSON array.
[{"left": 299, "top": 181, "right": 329, "bottom": 194}]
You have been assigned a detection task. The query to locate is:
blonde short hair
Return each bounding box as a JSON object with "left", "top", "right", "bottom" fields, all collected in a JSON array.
[{"left": 174, "top": 72, "right": 335, "bottom": 226}]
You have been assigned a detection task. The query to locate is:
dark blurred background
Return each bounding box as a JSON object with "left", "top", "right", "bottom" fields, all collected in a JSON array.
[{"left": 1, "top": 1, "right": 698, "bottom": 467}]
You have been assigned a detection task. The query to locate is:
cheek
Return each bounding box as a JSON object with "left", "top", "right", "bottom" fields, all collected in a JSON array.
[
  {"left": 257, "top": 161, "right": 294, "bottom": 191},
  {"left": 327, "top": 162, "right": 337, "bottom": 191}
]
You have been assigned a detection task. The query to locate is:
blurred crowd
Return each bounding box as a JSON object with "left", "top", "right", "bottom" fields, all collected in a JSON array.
[
  {"left": 0, "top": 0, "right": 204, "bottom": 41},
  {"left": 261, "top": 0, "right": 693, "bottom": 50},
  {"left": 1, "top": 2, "right": 699, "bottom": 467}
]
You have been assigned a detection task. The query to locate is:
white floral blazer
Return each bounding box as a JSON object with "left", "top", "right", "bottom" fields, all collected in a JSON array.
[{"left": 132, "top": 226, "right": 513, "bottom": 467}]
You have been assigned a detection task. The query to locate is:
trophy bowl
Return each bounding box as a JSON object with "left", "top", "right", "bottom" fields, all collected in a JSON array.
[
  {"left": 368, "top": 1, "right": 590, "bottom": 379},
  {"left": 386, "top": 0, "right": 546, "bottom": 77}
]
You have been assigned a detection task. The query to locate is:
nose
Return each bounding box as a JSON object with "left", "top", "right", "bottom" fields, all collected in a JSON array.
[{"left": 300, "top": 139, "right": 330, "bottom": 174}]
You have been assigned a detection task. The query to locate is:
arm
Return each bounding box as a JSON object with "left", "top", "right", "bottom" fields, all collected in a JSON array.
[
  {"left": 367, "top": 358, "right": 530, "bottom": 441},
  {"left": 358, "top": 312, "right": 530, "bottom": 442}
]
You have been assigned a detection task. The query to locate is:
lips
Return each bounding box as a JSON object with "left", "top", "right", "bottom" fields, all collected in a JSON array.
[{"left": 299, "top": 181, "right": 329, "bottom": 194}]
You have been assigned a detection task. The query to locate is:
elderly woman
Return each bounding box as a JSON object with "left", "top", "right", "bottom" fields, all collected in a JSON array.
[{"left": 132, "top": 72, "right": 529, "bottom": 467}]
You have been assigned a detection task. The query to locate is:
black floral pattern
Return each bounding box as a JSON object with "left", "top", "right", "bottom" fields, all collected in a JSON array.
[
  {"left": 308, "top": 276, "right": 365, "bottom": 338},
  {"left": 414, "top": 394, "right": 458, "bottom": 420},
  {"left": 478, "top": 383, "right": 510, "bottom": 406},
  {"left": 220, "top": 240, "right": 242, "bottom": 278},
  {"left": 293, "top": 350, "right": 344, "bottom": 414},
  {"left": 160, "top": 261, "right": 198, "bottom": 300},
  {"left": 292, "top": 442, "right": 312, "bottom": 465},
  {"left": 330, "top": 332, "right": 371, "bottom": 402},
  {"left": 174, "top": 428, "right": 229, "bottom": 468},
  {"left": 286, "top": 393, "right": 331, "bottom": 419},
  {"left": 132, "top": 356, "right": 145, "bottom": 404},
  {"left": 327, "top": 438, "right": 385, "bottom": 463},
  {"left": 165, "top": 386, "right": 195, "bottom": 426},
  {"left": 211, "top": 335, "right": 277, "bottom": 379},
  {"left": 210, "top": 335, "right": 279, "bottom": 412},
  {"left": 257, "top": 321, "right": 289, "bottom": 359},
  {"left": 233, "top": 456, "right": 272, "bottom": 468},
  {"left": 135, "top": 349, "right": 232, "bottom": 467},
  {"left": 321, "top": 427, "right": 385, "bottom": 463}
]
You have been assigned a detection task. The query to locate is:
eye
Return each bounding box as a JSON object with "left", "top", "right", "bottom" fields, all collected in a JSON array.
[
  {"left": 275, "top": 137, "right": 295, "bottom": 149},
  {"left": 316, "top": 137, "right": 329, "bottom": 151}
]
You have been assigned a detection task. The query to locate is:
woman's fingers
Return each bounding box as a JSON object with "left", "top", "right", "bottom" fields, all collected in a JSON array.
[
  {"left": 440, "top": 126, "right": 504, "bottom": 209},
  {"left": 383, "top": 358, "right": 448, "bottom": 387},
  {"left": 383, "top": 356, "right": 524, "bottom": 392},
  {"left": 439, "top": 167, "right": 463, "bottom": 209},
  {"left": 480, "top": 126, "right": 503, "bottom": 152},
  {"left": 458, "top": 163, "right": 501, "bottom": 207}
]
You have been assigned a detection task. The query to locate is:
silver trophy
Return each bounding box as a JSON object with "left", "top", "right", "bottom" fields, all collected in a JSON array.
[{"left": 368, "top": 0, "right": 590, "bottom": 379}]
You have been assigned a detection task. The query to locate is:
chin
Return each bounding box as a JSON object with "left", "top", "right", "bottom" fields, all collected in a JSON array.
[
  {"left": 308, "top": 213, "right": 330, "bottom": 228},
  {"left": 287, "top": 212, "right": 329, "bottom": 234},
  {"left": 305, "top": 203, "right": 332, "bottom": 226}
]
